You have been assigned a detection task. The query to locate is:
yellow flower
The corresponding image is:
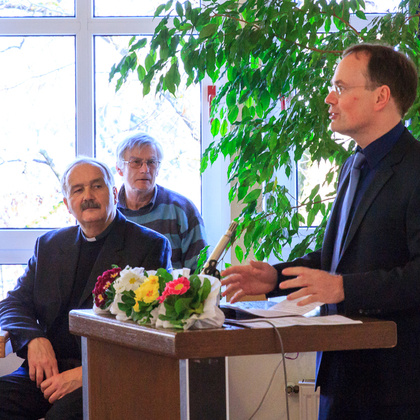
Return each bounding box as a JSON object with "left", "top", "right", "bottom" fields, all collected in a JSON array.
[{"left": 133, "top": 277, "right": 160, "bottom": 310}]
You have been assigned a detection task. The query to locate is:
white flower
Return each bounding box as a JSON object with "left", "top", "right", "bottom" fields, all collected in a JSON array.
[
  {"left": 109, "top": 266, "right": 147, "bottom": 321},
  {"left": 172, "top": 268, "right": 191, "bottom": 278},
  {"left": 113, "top": 265, "right": 146, "bottom": 293}
]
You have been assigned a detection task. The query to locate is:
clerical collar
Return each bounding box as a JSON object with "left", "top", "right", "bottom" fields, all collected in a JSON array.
[{"left": 81, "top": 216, "right": 116, "bottom": 242}]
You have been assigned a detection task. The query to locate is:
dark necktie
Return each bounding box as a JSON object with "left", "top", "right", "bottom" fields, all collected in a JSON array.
[{"left": 330, "top": 152, "right": 366, "bottom": 273}]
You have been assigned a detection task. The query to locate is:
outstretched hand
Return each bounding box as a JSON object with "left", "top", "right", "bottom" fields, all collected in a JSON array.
[
  {"left": 280, "top": 266, "right": 344, "bottom": 306},
  {"left": 221, "top": 260, "right": 278, "bottom": 303}
]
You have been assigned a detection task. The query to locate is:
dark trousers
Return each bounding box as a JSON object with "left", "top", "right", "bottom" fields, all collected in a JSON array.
[
  {"left": 0, "top": 366, "right": 82, "bottom": 420},
  {"left": 319, "top": 393, "right": 420, "bottom": 420}
]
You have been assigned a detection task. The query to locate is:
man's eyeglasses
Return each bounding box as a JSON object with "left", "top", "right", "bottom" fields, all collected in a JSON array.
[
  {"left": 327, "top": 84, "right": 373, "bottom": 96},
  {"left": 122, "top": 159, "right": 161, "bottom": 169}
]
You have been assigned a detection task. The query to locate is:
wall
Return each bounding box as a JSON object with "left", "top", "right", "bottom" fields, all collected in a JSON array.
[{"left": 228, "top": 352, "right": 317, "bottom": 420}]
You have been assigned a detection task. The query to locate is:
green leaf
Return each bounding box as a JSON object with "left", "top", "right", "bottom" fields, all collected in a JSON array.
[
  {"left": 137, "top": 65, "right": 146, "bottom": 82},
  {"left": 129, "top": 37, "right": 147, "bottom": 51},
  {"left": 176, "top": 1, "right": 183, "bottom": 17},
  {"left": 243, "top": 188, "right": 261, "bottom": 203},
  {"left": 220, "top": 119, "right": 228, "bottom": 136},
  {"left": 227, "top": 105, "right": 239, "bottom": 124},
  {"left": 199, "top": 23, "right": 219, "bottom": 39},
  {"left": 154, "top": 4, "right": 166, "bottom": 17},
  {"left": 235, "top": 245, "right": 244, "bottom": 263},
  {"left": 355, "top": 10, "right": 367, "bottom": 20},
  {"left": 145, "top": 54, "right": 155, "bottom": 72},
  {"left": 259, "top": 90, "right": 271, "bottom": 110}
]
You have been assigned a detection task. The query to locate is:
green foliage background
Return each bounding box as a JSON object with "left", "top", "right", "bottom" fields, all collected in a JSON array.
[{"left": 110, "top": 0, "right": 420, "bottom": 263}]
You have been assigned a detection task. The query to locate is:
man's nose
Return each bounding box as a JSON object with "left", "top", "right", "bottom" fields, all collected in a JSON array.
[
  {"left": 83, "top": 187, "right": 94, "bottom": 199},
  {"left": 325, "top": 90, "right": 338, "bottom": 105},
  {"left": 138, "top": 162, "right": 150, "bottom": 172}
]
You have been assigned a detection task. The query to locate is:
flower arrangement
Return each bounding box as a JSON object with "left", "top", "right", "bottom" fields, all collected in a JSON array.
[{"left": 92, "top": 266, "right": 225, "bottom": 330}]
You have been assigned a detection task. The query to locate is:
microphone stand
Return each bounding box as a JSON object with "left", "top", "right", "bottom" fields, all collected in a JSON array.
[{"left": 201, "top": 221, "right": 238, "bottom": 279}]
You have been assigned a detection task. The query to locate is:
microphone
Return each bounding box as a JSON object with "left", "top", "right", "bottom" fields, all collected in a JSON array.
[{"left": 201, "top": 221, "right": 238, "bottom": 278}]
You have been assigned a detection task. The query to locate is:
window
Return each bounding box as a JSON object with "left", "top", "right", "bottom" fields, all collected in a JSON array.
[{"left": 0, "top": 0, "right": 215, "bottom": 297}]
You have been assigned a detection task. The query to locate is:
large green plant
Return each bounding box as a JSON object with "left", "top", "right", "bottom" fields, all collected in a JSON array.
[{"left": 110, "top": 0, "right": 420, "bottom": 262}]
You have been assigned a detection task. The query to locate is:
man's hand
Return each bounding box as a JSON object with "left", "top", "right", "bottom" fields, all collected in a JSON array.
[
  {"left": 280, "top": 266, "right": 345, "bottom": 305},
  {"left": 27, "top": 337, "right": 59, "bottom": 387},
  {"left": 221, "top": 260, "right": 278, "bottom": 303},
  {"left": 40, "top": 366, "right": 83, "bottom": 404}
]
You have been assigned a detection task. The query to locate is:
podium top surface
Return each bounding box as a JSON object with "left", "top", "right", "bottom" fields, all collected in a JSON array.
[{"left": 69, "top": 309, "right": 397, "bottom": 359}]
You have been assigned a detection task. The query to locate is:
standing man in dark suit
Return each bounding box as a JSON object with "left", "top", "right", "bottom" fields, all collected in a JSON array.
[
  {"left": 221, "top": 44, "right": 420, "bottom": 419},
  {"left": 0, "top": 157, "right": 171, "bottom": 419}
]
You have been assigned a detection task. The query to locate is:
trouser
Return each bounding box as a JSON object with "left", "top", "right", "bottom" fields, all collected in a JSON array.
[
  {"left": 0, "top": 366, "right": 82, "bottom": 420},
  {"left": 319, "top": 392, "right": 420, "bottom": 420}
]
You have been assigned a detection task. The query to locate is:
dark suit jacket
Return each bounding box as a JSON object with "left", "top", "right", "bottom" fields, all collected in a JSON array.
[
  {"left": 0, "top": 210, "right": 172, "bottom": 364},
  {"left": 271, "top": 128, "right": 420, "bottom": 407}
]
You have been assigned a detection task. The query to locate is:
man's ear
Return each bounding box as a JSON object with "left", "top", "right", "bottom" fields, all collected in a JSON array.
[
  {"left": 374, "top": 85, "right": 391, "bottom": 112},
  {"left": 63, "top": 197, "right": 71, "bottom": 214},
  {"left": 112, "top": 186, "right": 118, "bottom": 205},
  {"left": 116, "top": 164, "right": 123, "bottom": 176}
]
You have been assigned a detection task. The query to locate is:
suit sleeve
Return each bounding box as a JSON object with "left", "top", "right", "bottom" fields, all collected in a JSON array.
[
  {"left": 0, "top": 237, "right": 47, "bottom": 356},
  {"left": 141, "top": 235, "right": 173, "bottom": 272}
]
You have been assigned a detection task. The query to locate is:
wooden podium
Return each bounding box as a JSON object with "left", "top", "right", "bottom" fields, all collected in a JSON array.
[{"left": 69, "top": 309, "right": 396, "bottom": 420}]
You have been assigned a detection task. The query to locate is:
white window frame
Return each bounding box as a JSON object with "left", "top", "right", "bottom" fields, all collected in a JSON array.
[{"left": 0, "top": 1, "right": 228, "bottom": 267}]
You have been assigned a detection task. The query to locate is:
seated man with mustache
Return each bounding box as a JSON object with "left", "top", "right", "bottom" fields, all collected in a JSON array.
[{"left": 0, "top": 157, "right": 172, "bottom": 420}]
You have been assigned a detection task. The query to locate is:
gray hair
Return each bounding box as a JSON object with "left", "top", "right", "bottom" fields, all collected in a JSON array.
[
  {"left": 116, "top": 132, "right": 164, "bottom": 166},
  {"left": 61, "top": 157, "right": 115, "bottom": 198}
]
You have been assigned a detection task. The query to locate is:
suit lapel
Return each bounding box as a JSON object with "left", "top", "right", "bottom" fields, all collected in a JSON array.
[{"left": 339, "top": 133, "right": 409, "bottom": 260}]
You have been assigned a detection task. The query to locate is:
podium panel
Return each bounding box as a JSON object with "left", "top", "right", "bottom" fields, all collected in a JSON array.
[{"left": 70, "top": 310, "right": 397, "bottom": 420}]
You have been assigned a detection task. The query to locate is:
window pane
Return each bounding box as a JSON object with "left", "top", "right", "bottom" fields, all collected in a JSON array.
[
  {"left": 95, "top": 36, "right": 202, "bottom": 211},
  {"left": 0, "top": 265, "right": 25, "bottom": 300},
  {"left": 0, "top": 36, "right": 76, "bottom": 228},
  {"left": 298, "top": 151, "right": 338, "bottom": 226},
  {"left": 0, "top": 0, "right": 75, "bottom": 17},
  {"left": 365, "top": 0, "right": 399, "bottom": 12},
  {"left": 94, "top": 0, "right": 200, "bottom": 17}
]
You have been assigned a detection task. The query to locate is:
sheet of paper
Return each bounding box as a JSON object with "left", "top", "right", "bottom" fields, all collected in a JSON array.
[
  {"left": 222, "top": 296, "right": 323, "bottom": 318},
  {"left": 225, "top": 315, "right": 362, "bottom": 328}
]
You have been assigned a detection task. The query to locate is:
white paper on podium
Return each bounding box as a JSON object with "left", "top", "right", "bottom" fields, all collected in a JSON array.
[
  {"left": 225, "top": 315, "right": 363, "bottom": 328},
  {"left": 221, "top": 296, "right": 322, "bottom": 318}
]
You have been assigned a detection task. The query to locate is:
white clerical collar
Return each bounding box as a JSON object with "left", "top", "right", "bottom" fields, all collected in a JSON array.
[{"left": 80, "top": 217, "right": 116, "bottom": 242}]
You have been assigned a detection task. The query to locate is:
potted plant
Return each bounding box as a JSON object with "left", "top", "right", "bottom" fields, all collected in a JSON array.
[{"left": 110, "top": 0, "right": 420, "bottom": 263}]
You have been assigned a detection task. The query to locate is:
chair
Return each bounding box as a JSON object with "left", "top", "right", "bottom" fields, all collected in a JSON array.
[{"left": 0, "top": 329, "right": 10, "bottom": 358}]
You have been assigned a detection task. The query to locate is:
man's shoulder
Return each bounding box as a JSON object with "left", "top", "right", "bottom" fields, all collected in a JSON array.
[
  {"left": 37, "top": 225, "right": 78, "bottom": 245},
  {"left": 395, "top": 129, "right": 420, "bottom": 161},
  {"left": 156, "top": 185, "right": 200, "bottom": 212},
  {"left": 123, "top": 216, "right": 169, "bottom": 243}
]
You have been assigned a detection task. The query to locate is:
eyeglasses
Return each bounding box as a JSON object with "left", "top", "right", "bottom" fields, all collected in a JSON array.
[
  {"left": 327, "top": 84, "right": 373, "bottom": 96},
  {"left": 122, "top": 158, "right": 161, "bottom": 169}
]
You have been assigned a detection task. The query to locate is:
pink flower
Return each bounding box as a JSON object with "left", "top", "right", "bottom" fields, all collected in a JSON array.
[{"left": 158, "top": 277, "right": 190, "bottom": 303}]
